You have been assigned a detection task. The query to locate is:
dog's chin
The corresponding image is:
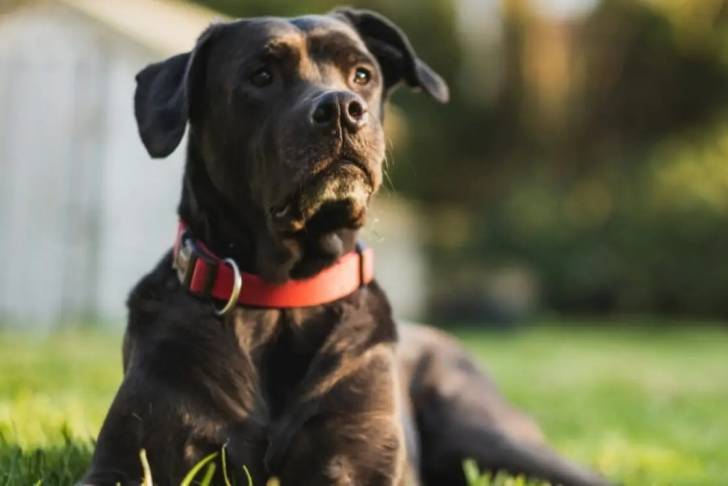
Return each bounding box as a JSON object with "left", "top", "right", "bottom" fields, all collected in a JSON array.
[
  {"left": 271, "top": 162, "right": 372, "bottom": 235},
  {"left": 264, "top": 163, "right": 372, "bottom": 279},
  {"left": 299, "top": 163, "right": 371, "bottom": 222}
]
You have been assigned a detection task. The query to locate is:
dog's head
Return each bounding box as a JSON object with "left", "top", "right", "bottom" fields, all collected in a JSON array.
[{"left": 134, "top": 9, "right": 448, "bottom": 281}]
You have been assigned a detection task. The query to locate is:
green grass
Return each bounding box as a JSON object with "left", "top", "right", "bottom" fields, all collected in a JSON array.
[
  {"left": 1, "top": 322, "right": 726, "bottom": 485},
  {"left": 456, "top": 322, "right": 728, "bottom": 486}
]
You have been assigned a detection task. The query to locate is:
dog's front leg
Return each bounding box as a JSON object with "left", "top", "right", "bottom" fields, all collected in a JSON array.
[
  {"left": 285, "top": 413, "right": 406, "bottom": 486},
  {"left": 80, "top": 373, "right": 201, "bottom": 486},
  {"left": 273, "top": 346, "right": 410, "bottom": 486}
]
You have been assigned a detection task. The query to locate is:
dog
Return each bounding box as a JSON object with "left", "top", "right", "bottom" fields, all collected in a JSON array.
[{"left": 82, "top": 8, "right": 610, "bottom": 486}]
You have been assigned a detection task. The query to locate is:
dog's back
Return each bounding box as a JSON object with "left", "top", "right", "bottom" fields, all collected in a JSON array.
[{"left": 399, "top": 323, "right": 610, "bottom": 485}]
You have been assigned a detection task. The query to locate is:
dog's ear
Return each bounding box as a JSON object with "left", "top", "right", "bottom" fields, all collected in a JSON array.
[
  {"left": 134, "top": 26, "right": 219, "bottom": 158},
  {"left": 334, "top": 8, "right": 449, "bottom": 103}
]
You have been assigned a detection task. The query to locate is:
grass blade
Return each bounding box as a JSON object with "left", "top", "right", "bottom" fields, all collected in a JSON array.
[
  {"left": 463, "top": 458, "right": 481, "bottom": 485},
  {"left": 139, "top": 449, "right": 153, "bottom": 486},
  {"left": 243, "top": 464, "right": 253, "bottom": 486},
  {"left": 180, "top": 451, "right": 219, "bottom": 486},
  {"left": 199, "top": 463, "right": 217, "bottom": 486},
  {"left": 221, "top": 442, "right": 232, "bottom": 486}
]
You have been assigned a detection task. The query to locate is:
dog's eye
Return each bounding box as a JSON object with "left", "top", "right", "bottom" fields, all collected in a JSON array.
[
  {"left": 250, "top": 68, "right": 273, "bottom": 87},
  {"left": 353, "top": 67, "right": 371, "bottom": 86}
]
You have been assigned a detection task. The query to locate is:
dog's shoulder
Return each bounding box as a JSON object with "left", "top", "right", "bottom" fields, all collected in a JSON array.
[
  {"left": 360, "top": 280, "right": 398, "bottom": 343},
  {"left": 125, "top": 250, "right": 219, "bottom": 330},
  {"left": 124, "top": 253, "right": 232, "bottom": 370},
  {"left": 126, "top": 250, "right": 179, "bottom": 314}
]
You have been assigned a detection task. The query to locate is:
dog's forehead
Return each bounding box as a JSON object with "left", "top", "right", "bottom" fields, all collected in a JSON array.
[
  {"left": 289, "top": 14, "right": 359, "bottom": 40},
  {"left": 219, "top": 15, "right": 367, "bottom": 56}
]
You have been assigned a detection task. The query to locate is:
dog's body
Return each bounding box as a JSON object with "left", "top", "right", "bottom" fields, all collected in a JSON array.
[
  {"left": 83, "top": 9, "right": 609, "bottom": 486},
  {"left": 93, "top": 253, "right": 405, "bottom": 485}
]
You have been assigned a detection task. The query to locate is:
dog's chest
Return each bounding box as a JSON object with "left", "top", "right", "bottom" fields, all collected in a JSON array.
[
  {"left": 260, "top": 321, "right": 331, "bottom": 417},
  {"left": 216, "top": 307, "right": 344, "bottom": 474},
  {"left": 230, "top": 306, "right": 339, "bottom": 416}
]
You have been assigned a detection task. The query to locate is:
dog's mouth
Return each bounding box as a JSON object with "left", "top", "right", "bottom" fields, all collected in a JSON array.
[{"left": 270, "top": 160, "right": 373, "bottom": 234}]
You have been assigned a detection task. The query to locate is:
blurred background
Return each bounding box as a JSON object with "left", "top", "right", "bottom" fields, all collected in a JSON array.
[
  {"left": 2, "top": 1, "right": 728, "bottom": 484},
  {"left": 4, "top": 0, "right": 728, "bottom": 328}
]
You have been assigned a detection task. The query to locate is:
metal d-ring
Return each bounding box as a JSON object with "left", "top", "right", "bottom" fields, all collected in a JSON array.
[{"left": 215, "top": 258, "right": 242, "bottom": 316}]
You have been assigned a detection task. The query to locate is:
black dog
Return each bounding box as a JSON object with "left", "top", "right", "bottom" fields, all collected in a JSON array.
[{"left": 82, "top": 8, "right": 610, "bottom": 486}]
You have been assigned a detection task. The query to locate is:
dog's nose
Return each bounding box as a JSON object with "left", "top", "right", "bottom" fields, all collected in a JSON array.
[
  {"left": 310, "top": 92, "right": 368, "bottom": 132},
  {"left": 342, "top": 94, "right": 368, "bottom": 131}
]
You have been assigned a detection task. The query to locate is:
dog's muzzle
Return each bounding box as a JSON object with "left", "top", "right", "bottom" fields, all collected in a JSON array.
[{"left": 271, "top": 162, "right": 372, "bottom": 233}]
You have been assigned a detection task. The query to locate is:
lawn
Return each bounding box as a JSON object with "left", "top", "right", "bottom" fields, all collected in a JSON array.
[{"left": 1, "top": 321, "right": 726, "bottom": 485}]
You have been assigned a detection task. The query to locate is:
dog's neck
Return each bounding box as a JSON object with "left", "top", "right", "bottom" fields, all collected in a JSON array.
[
  {"left": 177, "top": 139, "right": 359, "bottom": 282},
  {"left": 177, "top": 139, "right": 257, "bottom": 269}
]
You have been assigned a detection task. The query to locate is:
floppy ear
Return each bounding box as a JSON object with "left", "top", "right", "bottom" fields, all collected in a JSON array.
[
  {"left": 334, "top": 8, "right": 449, "bottom": 103},
  {"left": 134, "top": 26, "right": 219, "bottom": 158}
]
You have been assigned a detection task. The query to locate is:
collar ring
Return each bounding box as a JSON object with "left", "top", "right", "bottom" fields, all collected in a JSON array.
[{"left": 215, "top": 258, "right": 242, "bottom": 316}]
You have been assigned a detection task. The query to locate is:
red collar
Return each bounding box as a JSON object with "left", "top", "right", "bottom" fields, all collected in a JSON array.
[{"left": 172, "top": 221, "right": 374, "bottom": 312}]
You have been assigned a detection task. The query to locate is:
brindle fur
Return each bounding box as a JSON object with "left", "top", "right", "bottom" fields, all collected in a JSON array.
[{"left": 82, "top": 8, "right": 610, "bottom": 486}]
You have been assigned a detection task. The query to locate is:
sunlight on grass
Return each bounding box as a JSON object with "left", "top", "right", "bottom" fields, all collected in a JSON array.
[
  {"left": 1, "top": 322, "right": 726, "bottom": 485},
  {"left": 463, "top": 458, "right": 550, "bottom": 486},
  {"left": 456, "top": 322, "right": 728, "bottom": 485}
]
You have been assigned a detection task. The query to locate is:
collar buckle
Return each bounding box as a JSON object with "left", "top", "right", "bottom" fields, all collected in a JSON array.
[
  {"left": 174, "top": 233, "right": 196, "bottom": 286},
  {"left": 174, "top": 231, "right": 219, "bottom": 295}
]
